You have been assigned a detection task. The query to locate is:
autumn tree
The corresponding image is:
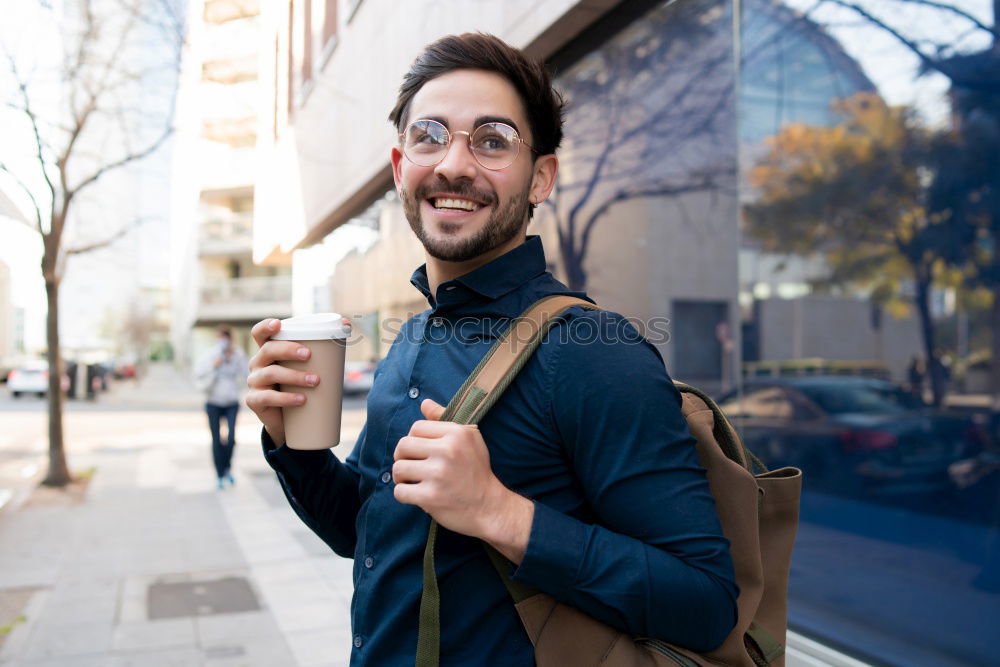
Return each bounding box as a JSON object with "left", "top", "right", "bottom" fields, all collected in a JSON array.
[
  {"left": 0, "top": 0, "right": 183, "bottom": 486},
  {"left": 800, "top": 0, "right": 1000, "bottom": 404},
  {"left": 744, "top": 93, "right": 958, "bottom": 405}
]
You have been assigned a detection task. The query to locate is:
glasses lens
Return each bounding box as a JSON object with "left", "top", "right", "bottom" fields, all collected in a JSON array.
[
  {"left": 403, "top": 120, "right": 449, "bottom": 166},
  {"left": 472, "top": 123, "right": 519, "bottom": 169}
]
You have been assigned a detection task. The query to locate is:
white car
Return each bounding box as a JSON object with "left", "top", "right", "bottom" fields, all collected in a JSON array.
[{"left": 7, "top": 362, "right": 50, "bottom": 398}]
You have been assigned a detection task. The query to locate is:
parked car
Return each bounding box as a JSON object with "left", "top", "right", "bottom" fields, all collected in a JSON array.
[
  {"left": 344, "top": 361, "right": 376, "bottom": 396},
  {"left": 716, "top": 376, "right": 985, "bottom": 497},
  {"left": 7, "top": 361, "right": 51, "bottom": 398}
]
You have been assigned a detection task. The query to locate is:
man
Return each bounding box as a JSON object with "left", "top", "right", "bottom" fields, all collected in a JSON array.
[
  {"left": 246, "top": 33, "right": 737, "bottom": 665},
  {"left": 196, "top": 327, "right": 247, "bottom": 489}
]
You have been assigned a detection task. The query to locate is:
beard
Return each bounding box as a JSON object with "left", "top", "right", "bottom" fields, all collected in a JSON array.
[{"left": 400, "top": 177, "right": 531, "bottom": 263}]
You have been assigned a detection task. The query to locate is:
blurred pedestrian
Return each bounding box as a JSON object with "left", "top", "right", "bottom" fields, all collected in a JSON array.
[{"left": 196, "top": 327, "right": 248, "bottom": 489}]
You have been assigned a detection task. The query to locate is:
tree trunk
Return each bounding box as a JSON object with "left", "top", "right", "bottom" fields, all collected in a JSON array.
[
  {"left": 914, "top": 271, "right": 945, "bottom": 408},
  {"left": 42, "top": 277, "right": 72, "bottom": 487}
]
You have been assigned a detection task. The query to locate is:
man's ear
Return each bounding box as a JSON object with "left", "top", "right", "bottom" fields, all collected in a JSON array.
[
  {"left": 528, "top": 154, "right": 558, "bottom": 205},
  {"left": 391, "top": 145, "right": 404, "bottom": 189}
]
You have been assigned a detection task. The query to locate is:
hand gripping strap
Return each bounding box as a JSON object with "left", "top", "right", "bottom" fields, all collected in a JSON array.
[{"left": 414, "top": 295, "right": 598, "bottom": 667}]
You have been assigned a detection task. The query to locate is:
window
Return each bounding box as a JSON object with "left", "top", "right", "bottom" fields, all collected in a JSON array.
[{"left": 322, "top": 0, "right": 337, "bottom": 47}]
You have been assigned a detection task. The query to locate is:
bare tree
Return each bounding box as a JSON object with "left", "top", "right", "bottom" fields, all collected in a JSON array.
[
  {"left": 542, "top": 0, "right": 738, "bottom": 290},
  {"left": 0, "top": 0, "right": 183, "bottom": 486}
]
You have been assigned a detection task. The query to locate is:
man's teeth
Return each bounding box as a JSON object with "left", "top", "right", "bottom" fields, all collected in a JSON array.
[{"left": 432, "top": 198, "right": 481, "bottom": 211}]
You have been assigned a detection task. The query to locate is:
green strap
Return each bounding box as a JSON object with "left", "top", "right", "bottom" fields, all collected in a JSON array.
[
  {"left": 745, "top": 622, "right": 784, "bottom": 665},
  {"left": 414, "top": 296, "right": 596, "bottom": 667},
  {"left": 484, "top": 544, "right": 538, "bottom": 604},
  {"left": 415, "top": 521, "right": 440, "bottom": 664}
]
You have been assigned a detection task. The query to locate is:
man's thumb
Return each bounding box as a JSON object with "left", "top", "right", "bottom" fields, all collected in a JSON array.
[{"left": 420, "top": 398, "right": 446, "bottom": 421}]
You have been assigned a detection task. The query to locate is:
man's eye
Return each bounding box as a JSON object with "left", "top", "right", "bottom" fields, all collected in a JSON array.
[{"left": 476, "top": 135, "right": 509, "bottom": 152}]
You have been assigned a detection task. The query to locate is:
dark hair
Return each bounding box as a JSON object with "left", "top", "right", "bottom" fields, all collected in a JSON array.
[
  {"left": 217, "top": 326, "right": 232, "bottom": 340},
  {"left": 388, "top": 33, "right": 565, "bottom": 157}
]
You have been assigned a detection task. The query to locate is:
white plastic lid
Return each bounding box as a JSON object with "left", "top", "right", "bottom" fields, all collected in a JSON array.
[{"left": 271, "top": 313, "right": 351, "bottom": 341}]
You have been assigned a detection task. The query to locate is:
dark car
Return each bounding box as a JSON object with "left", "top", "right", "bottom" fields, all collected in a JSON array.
[{"left": 716, "top": 376, "right": 985, "bottom": 497}]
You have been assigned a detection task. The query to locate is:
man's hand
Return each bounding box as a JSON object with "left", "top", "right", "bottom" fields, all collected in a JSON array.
[
  {"left": 244, "top": 318, "right": 319, "bottom": 445},
  {"left": 393, "top": 399, "right": 535, "bottom": 564}
]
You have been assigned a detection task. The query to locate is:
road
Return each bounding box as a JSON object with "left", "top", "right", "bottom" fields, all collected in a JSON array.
[{"left": 0, "top": 365, "right": 369, "bottom": 514}]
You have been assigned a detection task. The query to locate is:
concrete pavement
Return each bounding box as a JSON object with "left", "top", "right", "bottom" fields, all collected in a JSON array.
[{"left": 0, "top": 364, "right": 360, "bottom": 666}]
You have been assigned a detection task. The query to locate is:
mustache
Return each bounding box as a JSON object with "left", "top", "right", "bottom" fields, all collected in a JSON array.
[{"left": 413, "top": 178, "right": 497, "bottom": 206}]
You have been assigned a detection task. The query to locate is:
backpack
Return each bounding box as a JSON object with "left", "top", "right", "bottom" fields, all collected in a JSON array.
[{"left": 415, "top": 295, "right": 802, "bottom": 667}]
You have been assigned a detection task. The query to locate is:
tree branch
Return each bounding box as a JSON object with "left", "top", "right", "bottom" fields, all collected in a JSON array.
[
  {"left": 68, "top": 124, "right": 173, "bottom": 197},
  {"left": 890, "top": 0, "right": 992, "bottom": 35},
  {"left": 822, "top": 0, "right": 991, "bottom": 85},
  {"left": 6, "top": 65, "right": 58, "bottom": 212},
  {"left": 64, "top": 216, "right": 153, "bottom": 256},
  {"left": 0, "top": 161, "right": 46, "bottom": 234}
]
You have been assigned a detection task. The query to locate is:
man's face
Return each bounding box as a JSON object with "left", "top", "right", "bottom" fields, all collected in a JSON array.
[{"left": 391, "top": 69, "right": 555, "bottom": 263}]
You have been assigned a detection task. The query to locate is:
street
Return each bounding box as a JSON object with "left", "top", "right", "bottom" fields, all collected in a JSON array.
[{"left": 0, "top": 364, "right": 368, "bottom": 666}]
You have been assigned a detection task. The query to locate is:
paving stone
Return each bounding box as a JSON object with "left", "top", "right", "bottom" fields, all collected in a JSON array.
[
  {"left": 111, "top": 618, "right": 196, "bottom": 651},
  {"left": 148, "top": 576, "right": 260, "bottom": 620}
]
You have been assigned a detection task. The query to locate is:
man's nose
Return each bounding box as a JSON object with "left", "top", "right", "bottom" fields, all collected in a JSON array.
[{"left": 433, "top": 132, "right": 478, "bottom": 182}]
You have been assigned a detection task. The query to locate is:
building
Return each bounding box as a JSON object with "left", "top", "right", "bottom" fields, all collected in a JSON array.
[
  {"left": 243, "top": 2, "right": 1000, "bottom": 664},
  {"left": 252, "top": 0, "right": 920, "bottom": 391},
  {"left": 170, "top": 0, "right": 293, "bottom": 367},
  {"left": 0, "top": 187, "right": 44, "bottom": 360}
]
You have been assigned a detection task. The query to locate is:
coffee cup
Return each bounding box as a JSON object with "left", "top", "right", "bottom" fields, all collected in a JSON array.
[{"left": 272, "top": 314, "right": 351, "bottom": 450}]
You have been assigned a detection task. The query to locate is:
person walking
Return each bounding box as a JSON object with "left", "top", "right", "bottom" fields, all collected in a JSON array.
[
  {"left": 197, "top": 327, "right": 248, "bottom": 489},
  {"left": 246, "top": 34, "right": 737, "bottom": 665}
]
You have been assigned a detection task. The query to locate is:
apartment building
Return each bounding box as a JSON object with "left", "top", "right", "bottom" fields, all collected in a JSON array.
[{"left": 170, "top": 0, "right": 293, "bottom": 367}]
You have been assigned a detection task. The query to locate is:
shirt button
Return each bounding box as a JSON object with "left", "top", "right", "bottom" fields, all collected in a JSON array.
[
  {"left": 364, "top": 556, "right": 374, "bottom": 569},
  {"left": 381, "top": 471, "right": 392, "bottom": 484},
  {"left": 408, "top": 387, "right": 419, "bottom": 399},
  {"left": 431, "top": 317, "right": 443, "bottom": 327},
  {"left": 353, "top": 636, "right": 363, "bottom": 648}
]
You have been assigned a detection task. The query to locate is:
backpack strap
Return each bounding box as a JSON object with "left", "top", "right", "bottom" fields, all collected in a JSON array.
[{"left": 415, "top": 294, "right": 599, "bottom": 667}]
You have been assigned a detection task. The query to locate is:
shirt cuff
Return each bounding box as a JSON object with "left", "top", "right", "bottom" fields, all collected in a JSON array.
[
  {"left": 511, "top": 500, "right": 586, "bottom": 596},
  {"left": 261, "top": 426, "right": 335, "bottom": 482}
]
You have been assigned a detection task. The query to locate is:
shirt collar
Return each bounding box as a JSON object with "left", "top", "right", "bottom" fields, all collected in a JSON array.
[{"left": 410, "top": 235, "right": 548, "bottom": 307}]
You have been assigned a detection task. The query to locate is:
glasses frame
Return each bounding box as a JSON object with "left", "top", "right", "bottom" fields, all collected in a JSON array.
[{"left": 398, "top": 118, "right": 538, "bottom": 171}]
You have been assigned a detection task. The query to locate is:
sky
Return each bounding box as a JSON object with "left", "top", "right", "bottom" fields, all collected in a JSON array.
[{"left": 0, "top": 0, "right": 178, "bottom": 354}]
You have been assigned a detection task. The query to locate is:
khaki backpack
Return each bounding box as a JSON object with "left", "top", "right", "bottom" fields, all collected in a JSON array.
[{"left": 415, "top": 295, "right": 802, "bottom": 667}]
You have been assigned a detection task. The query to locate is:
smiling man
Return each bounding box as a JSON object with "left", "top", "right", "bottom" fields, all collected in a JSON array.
[{"left": 246, "top": 34, "right": 737, "bottom": 666}]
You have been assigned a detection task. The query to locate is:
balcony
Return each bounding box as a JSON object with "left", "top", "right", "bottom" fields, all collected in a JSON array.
[
  {"left": 202, "top": 55, "right": 258, "bottom": 84},
  {"left": 196, "top": 275, "right": 292, "bottom": 325},
  {"left": 198, "top": 211, "right": 253, "bottom": 256},
  {"left": 203, "top": 0, "right": 259, "bottom": 24}
]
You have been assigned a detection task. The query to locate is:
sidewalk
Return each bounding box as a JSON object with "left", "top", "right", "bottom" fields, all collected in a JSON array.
[{"left": 0, "top": 367, "right": 358, "bottom": 666}]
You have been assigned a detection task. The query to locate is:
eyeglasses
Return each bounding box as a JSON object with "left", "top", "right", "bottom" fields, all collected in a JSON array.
[{"left": 399, "top": 118, "right": 537, "bottom": 171}]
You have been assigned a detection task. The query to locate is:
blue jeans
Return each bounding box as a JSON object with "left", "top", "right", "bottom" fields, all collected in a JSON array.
[{"left": 206, "top": 402, "right": 238, "bottom": 478}]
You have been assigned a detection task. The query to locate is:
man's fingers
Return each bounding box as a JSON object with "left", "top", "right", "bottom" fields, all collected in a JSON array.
[
  {"left": 408, "top": 419, "right": 461, "bottom": 438},
  {"left": 391, "top": 459, "right": 432, "bottom": 485},
  {"left": 393, "top": 435, "right": 435, "bottom": 461},
  {"left": 247, "top": 364, "right": 318, "bottom": 390},
  {"left": 393, "top": 481, "right": 425, "bottom": 507},
  {"left": 249, "top": 340, "right": 310, "bottom": 371},
  {"left": 245, "top": 388, "right": 305, "bottom": 411},
  {"left": 420, "top": 398, "right": 446, "bottom": 421},
  {"left": 251, "top": 318, "right": 281, "bottom": 347}
]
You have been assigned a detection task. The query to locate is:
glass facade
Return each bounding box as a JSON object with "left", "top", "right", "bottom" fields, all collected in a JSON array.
[{"left": 541, "top": 0, "right": 1000, "bottom": 663}]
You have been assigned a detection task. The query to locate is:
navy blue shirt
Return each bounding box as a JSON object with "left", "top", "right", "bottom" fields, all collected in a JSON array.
[{"left": 263, "top": 236, "right": 737, "bottom": 666}]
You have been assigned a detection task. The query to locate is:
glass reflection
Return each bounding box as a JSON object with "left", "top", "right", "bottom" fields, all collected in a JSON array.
[{"left": 738, "top": 0, "right": 999, "bottom": 663}]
